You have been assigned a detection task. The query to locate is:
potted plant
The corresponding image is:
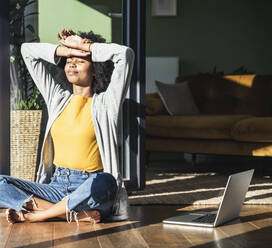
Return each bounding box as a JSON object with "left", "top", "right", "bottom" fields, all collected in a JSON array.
[{"left": 10, "top": 0, "right": 44, "bottom": 181}]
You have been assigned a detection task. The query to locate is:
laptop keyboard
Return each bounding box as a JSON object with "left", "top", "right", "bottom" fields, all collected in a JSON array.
[{"left": 193, "top": 214, "right": 217, "bottom": 223}]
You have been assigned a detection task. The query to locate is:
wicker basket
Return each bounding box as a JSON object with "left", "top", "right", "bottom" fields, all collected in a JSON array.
[{"left": 10, "top": 110, "right": 42, "bottom": 181}]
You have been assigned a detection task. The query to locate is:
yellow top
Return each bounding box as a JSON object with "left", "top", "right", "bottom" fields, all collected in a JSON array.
[{"left": 50, "top": 95, "right": 103, "bottom": 172}]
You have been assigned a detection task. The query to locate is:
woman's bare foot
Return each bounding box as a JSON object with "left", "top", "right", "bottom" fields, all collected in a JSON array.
[
  {"left": 23, "top": 209, "right": 101, "bottom": 223},
  {"left": 6, "top": 208, "right": 26, "bottom": 224},
  {"left": 78, "top": 210, "right": 101, "bottom": 223},
  {"left": 23, "top": 198, "right": 36, "bottom": 211},
  {"left": 22, "top": 197, "right": 54, "bottom": 212},
  {"left": 6, "top": 205, "right": 101, "bottom": 224},
  {"left": 6, "top": 208, "right": 48, "bottom": 224}
]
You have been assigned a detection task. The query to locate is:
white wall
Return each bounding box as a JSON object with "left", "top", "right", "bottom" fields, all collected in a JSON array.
[{"left": 146, "top": 57, "right": 179, "bottom": 93}]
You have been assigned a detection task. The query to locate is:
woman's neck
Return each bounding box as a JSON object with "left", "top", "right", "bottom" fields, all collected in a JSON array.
[{"left": 73, "top": 84, "right": 93, "bottom": 98}]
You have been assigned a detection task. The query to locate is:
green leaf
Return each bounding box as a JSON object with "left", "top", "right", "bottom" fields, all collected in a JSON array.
[
  {"left": 20, "top": 101, "right": 28, "bottom": 110},
  {"left": 10, "top": 56, "right": 15, "bottom": 63}
]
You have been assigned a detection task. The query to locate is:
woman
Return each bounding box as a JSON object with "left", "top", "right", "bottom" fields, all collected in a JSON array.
[{"left": 0, "top": 29, "right": 134, "bottom": 224}]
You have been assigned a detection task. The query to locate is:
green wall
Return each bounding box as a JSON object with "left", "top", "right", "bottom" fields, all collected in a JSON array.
[
  {"left": 38, "top": 0, "right": 122, "bottom": 44},
  {"left": 146, "top": 0, "right": 272, "bottom": 76}
]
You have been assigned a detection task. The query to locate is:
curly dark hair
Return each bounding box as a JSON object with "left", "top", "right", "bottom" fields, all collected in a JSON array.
[
  {"left": 77, "top": 31, "right": 114, "bottom": 95},
  {"left": 59, "top": 31, "right": 114, "bottom": 95}
]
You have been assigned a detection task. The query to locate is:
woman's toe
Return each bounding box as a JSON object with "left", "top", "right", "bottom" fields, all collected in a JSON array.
[
  {"left": 6, "top": 209, "right": 15, "bottom": 224},
  {"left": 6, "top": 208, "right": 25, "bottom": 224}
]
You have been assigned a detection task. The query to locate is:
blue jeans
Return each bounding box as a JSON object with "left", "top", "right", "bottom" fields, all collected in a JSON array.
[{"left": 0, "top": 166, "right": 117, "bottom": 220}]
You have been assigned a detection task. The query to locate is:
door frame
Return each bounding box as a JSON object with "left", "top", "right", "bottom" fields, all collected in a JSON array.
[
  {"left": 122, "top": 0, "right": 146, "bottom": 191},
  {"left": 0, "top": 0, "right": 10, "bottom": 175}
]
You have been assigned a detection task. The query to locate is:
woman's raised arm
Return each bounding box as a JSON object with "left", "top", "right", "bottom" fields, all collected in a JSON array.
[
  {"left": 21, "top": 43, "right": 67, "bottom": 107},
  {"left": 91, "top": 43, "right": 135, "bottom": 121}
]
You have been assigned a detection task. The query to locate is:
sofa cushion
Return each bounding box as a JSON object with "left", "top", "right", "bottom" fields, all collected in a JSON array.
[
  {"left": 146, "top": 115, "right": 251, "bottom": 140},
  {"left": 155, "top": 80, "right": 199, "bottom": 115},
  {"left": 231, "top": 117, "right": 272, "bottom": 142},
  {"left": 146, "top": 93, "right": 167, "bottom": 115}
]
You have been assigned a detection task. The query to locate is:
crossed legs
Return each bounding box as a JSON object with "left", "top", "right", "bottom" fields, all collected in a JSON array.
[
  {"left": 6, "top": 196, "right": 101, "bottom": 224},
  {"left": 0, "top": 173, "right": 115, "bottom": 225}
]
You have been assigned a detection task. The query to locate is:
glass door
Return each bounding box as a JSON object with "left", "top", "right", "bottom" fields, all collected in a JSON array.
[{"left": 3, "top": 0, "right": 146, "bottom": 189}]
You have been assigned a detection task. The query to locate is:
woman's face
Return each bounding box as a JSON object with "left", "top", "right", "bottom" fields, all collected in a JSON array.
[{"left": 64, "top": 56, "right": 94, "bottom": 86}]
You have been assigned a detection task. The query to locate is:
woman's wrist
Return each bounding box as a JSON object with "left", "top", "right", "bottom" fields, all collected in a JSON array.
[
  {"left": 81, "top": 42, "right": 93, "bottom": 52},
  {"left": 56, "top": 45, "right": 69, "bottom": 57},
  {"left": 55, "top": 43, "right": 93, "bottom": 57}
]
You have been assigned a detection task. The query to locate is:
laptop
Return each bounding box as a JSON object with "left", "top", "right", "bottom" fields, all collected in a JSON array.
[{"left": 163, "top": 169, "right": 254, "bottom": 228}]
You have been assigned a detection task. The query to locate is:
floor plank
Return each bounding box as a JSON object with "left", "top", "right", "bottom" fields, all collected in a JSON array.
[
  {"left": 6, "top": 221, "right": 54, "bottom": 248},
  {"left": 94, "top": 221, "right": 149, "bottom": 248},
  {"left": 53, "top": 221, "right": 100, "bottom": 248},
  {"left": 138, "top": 224, "right": 191, "bottom": 248},
  {"left": 129, "top": 206, "right": 192, "bottom": 248},
  {"left": 0, "top": 211, "right": 13, "bottom": 247}
]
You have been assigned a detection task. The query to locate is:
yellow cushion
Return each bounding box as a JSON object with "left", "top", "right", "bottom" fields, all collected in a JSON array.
[
  {"left": 223, "top": 75, "right": 255, "bottom": 88},
  {"left": 231, "top": 117, "right": 272, "bottom": 142},
  {"left": 146, "top": 115, "right": 251, "bottom": 140},
  {"left": 146, "top": 93, "right": 167, "bottom": 115}
]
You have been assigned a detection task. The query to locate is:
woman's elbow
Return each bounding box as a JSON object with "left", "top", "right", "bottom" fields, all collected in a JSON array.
[
  {"left": 125, "top": 47, "right": 135, "bottom": 63},
  {"left": 20, "top": 43, "right": 31, "bottom": 57}
]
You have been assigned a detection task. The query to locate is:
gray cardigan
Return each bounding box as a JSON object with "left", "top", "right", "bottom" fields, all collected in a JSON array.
[{"left": 21, "top": 42, "right": 135, "bottom": 221}]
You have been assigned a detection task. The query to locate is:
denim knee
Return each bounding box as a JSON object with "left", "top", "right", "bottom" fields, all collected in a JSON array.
[
  {"left": 91, "top": 173, "right": 117, "bottom": 203},
  {"left": 0, "top": 175, "right": 8, "bottom": 185},
  {"left": 66, "top": 172, "right": 117, "bottom": 220}
]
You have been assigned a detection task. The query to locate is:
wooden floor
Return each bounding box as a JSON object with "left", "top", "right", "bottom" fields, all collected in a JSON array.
[{"left": 1, "top": 204, "right": 272, "bottom": 248}]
